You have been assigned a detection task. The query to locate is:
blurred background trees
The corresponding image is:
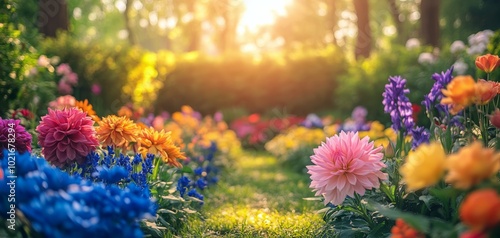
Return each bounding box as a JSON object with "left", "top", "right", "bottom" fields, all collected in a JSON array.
[{"left": 4, "top": 0, "right": 500, "bottom": 123}]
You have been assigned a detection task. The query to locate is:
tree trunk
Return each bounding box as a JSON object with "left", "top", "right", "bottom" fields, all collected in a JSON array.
[
  {"left": 386, "top": 0, "right": 403, "bottom": 39},
  {"left": 353, "top": 0, "right": 371, "bottom": 60},
  {"left": 420, "top": 0, "right": 440, "bottom": 47},
  {"left": 124, "top": 0, "right": 137, "bottom": 45},
  {"left": 325, "top": 0, "right": 339, "bottom": 47},
  {"left": 186, "top": 0, "right": 199, "bottom": 52},
  {"left": 38, "top": 0, "right": 69, "bottom": 37}
]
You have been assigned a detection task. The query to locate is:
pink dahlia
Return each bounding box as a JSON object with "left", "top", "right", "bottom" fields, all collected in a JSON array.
[
  {"left": 307, "top": 131, "right": 388, "bottom": 205},
  {"left": 36, "top": 108, "right": 99, "bottom": 167},
  {"left": 0, "top": 118, "right": 32, "bottom": 158}
]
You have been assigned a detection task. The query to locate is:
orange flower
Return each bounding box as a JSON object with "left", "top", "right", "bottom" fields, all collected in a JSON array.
[
  {"left": 490, "top": 108, "right": 500, "bottom": 128},
  {"left": 475, "top": 54, "right": 500, "bottom": 73},
  {"left": 137, "top": 127, "right": 186, "bottom": 167},
  {"left": 96, "top": 115, "right": 139, "bottom": 151},
  {"left": 474, "top": 79, "right": 498, "bottom": 105},
  {"left": 441, "top": 75, "right": 477, "bottom": 115},
  {"left": 390, "top": 218, "right": 425, "bottom": 238},
  {"left": 445, "top": 142, "right": 500, "bottom": 189},
  {"left": 75, "top": 99, "right": 100, "bottom": 122},
  {"left": 460, "top": 189, "right": 500, "bottom": 231},
  {"left": 460, "top": 230, "right": 488, "bottom": 238}
]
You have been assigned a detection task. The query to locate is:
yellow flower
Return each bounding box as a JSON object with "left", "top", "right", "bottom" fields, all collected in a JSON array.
[
  {"left": 400, "top": 142, "right": 446, "bottom": 191},
  {"left": 137, "top": 127, "right": 186, "bottom": 167},
  {"left": 441, "top": 75, "right": 477, "bottom": 115},
  {"left": 96, "top": 115, "right": 139, "bottom": 150},
  {"left": 445, "top": 142, "right": 500, "bottom": 189}
]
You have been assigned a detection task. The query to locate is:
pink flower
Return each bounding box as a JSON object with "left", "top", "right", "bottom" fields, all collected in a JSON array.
[
  {"left": 48, "top": 95, "right": 76, "bottom": 110},
  {"left": 91, "top": 83, "right": 101, "bottom": 95},
  {"left": 36, "top": 108, "right": 99, "bottom": 167},
  {"left": 0, "top": 119, "right": 32, "bottom": 158},
  {"left": 56, "top": 63, "right": 71, "bottom": 75},
  {"left": 58, "top": 80, "right": 73, "bottom": 95},
  {"left": 65, "top": 72, "right": 78, "bottom": 85},
  {"left": 307, "top": 131, "right": 387, "bottom": 205}
]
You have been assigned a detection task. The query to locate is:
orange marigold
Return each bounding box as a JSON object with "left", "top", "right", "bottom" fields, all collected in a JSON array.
[
  {"left": 96, "top": 115, "right": 139, "bottom": 151},
  {"left": 460, "top": 189, "right": 500, "bottom": 231},
  {"left": 475, "top": 54, "right": 500, "bottom": 73},
  {"left": 445, "top": 142, "right": 500, "bottom": 189},
  {"left": 75, "top": 99, "right": 100, "bottom": 122},
  {"left": 441, "top": 75, "right": 477, "bottom": 115},
  {"left": 390, "top": 218, "right": 425, "bottom": 238},
  {"left": 137, "top": 127, "right": 186, "bottom": 167}
]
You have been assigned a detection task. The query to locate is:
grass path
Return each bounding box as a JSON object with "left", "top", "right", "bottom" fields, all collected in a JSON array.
[{"left": 184, "top": 151, "right": 325, "bottom": 237}]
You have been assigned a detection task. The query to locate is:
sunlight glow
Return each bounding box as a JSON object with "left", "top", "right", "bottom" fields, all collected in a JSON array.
[{"left": 239, "top": 0, "right": 291, "bottom": 33}]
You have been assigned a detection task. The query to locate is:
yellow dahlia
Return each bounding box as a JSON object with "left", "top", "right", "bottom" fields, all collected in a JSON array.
[
  {"left": 400, "top": 142, "right": 447, "bottom": 191},
  {"left": 75, "top": 99, "right": 100, "bottom": 122},
  {"left": 445, "top": 142, "right": 500, "bottom": 189},
  {"left": 96, "top": 115, "right": 139, "bottom": 151},
  {"left": 138, "top": 127, "right": 186, "bottom": 167}
]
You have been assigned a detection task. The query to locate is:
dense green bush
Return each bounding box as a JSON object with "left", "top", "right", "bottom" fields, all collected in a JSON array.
[
  {"left": 0, "top": 1, "right": 56, "bottom": 117},
  {"left": 40, "top": 33, "right": 142, "bottom": 115},
  {"left": 155, "top": 46, "right": 347, "bottom": 116}
]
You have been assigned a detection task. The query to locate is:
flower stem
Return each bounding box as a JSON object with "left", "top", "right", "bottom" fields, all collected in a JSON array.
[{"left": 151, "top": 156, "right": 161, "bottom": 180}]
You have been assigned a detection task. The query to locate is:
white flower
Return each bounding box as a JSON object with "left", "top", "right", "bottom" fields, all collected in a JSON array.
[
  {"left": 37, "top": 55, "right": 50, "bottom": 67},
  {"left": 453, "top": 59, "right": 468, "bottom": 75},
  {"left": 418, "top": 52, "right": 435, "bottom": 65},
  {"left": 467, "top": 43, "right": 487, "bottom": 56},
  {"left": 405, "top": 38, "right": 421, "bottom": 50},
  {"left": 450, "top": 40, "right": 466, "bottom": 54}
]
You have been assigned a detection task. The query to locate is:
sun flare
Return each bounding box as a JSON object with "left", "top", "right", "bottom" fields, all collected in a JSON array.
[{"left": 239, "top": 0, "right": 291, "bottom": 32}]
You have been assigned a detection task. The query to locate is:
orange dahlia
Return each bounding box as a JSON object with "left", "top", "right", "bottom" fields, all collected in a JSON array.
[
  {"left": 474, "top": 79, "right": 498, "bottom": 105},
  {"left": 75, "top": 99, "right": 100, "bottom": 122},
  {"left": 445, "top": 142, "right": 500, "bottom": 189},
  {"left": 96, "top": 115, "right": 139, "bottom": 151},
  {"left": 441, "top": 75, "right": 477, "bottom": 114},
  {"left": 137, "top": 127, "right": 186, "bottom": 167}
]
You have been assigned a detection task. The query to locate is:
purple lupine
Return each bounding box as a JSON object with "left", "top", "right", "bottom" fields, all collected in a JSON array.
[
  {"left": 411, "top": 126, "right": 431, "bottom": 150},
  {"left": 382, "top": 76, "right": 415, "bottom": 134},
  {"left": 422, "top": 66, "right": 454, "bottom": 113}
]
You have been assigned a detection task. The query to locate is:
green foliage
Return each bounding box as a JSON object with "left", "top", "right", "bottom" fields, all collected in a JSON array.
[
  {"left": 40, "top": 33, "right": 142, "bottom": 115},
  {"left": 156, "top": 46, "right": 347, "bottom": 115},
  {"left": 334, "top": 45, "right": 421, "bottom": 123},
  {"left": 0, "top": 1, "right": 56, "bottom": 117}
]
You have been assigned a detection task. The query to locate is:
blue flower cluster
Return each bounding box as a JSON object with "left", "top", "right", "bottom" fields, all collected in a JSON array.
[
  {"left": 74, "top": 146, "right": 154, "bottom": 198},
  {"left": 382, "top": 76, "right": 415, "bottom": 134},
  {"left": 0, "top": 150, "right": 156, "bottom": 238},
  {"left": 174, "top": 142, "right": 222, "bottom": 205}
]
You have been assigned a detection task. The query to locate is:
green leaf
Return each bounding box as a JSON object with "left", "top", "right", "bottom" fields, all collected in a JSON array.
[
  {"left": 162, "top": 195, "right": 185, "bottom": 202},
  {"left": 157, "top": 209, "right": 176, "bottom": 214},
  {"left": 182, "top": 208, "right": 197, "bottom": 214},
  {"left": 366, "top": 200, "right": 430, "bottom": 233},
  {"left": 315, "top": 207, "right": 331, "bottom": 214},
  {"left": 180, "top": 166, "right": 194, "bottom": 174}
]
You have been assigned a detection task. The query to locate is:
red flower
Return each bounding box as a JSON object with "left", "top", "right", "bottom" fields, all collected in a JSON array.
[
  {"left": 390, "top": 218, "right": 425, "bottom": 238},
  {"left": 411, "top": 104, "right": 422, "bottom": 122},
  {"left": 460, "top": 189, "right": 500, "bottom": 231}
]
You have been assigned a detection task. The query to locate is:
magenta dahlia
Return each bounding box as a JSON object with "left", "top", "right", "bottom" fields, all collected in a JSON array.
[
  {"left": 307, "top": 131, "right": 387, "bottom": 205},
  {"left": 0, "top": 118, "right": 32, "bottom": 157},
  {"left": 36, "top": 108, "right": 99, "bottom": 167}
]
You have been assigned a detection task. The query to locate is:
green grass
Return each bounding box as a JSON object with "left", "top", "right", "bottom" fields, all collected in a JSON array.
[{"left": 181, "top": 151, "right": 325, "bottom": 237}]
